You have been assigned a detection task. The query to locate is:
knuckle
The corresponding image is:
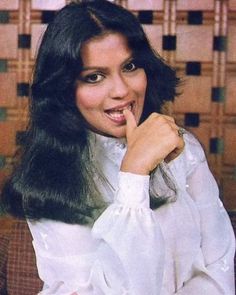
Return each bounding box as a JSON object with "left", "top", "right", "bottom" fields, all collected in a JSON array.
[
  {"left": 149, "top": 112, "right": 159, "bottom": 119},
  {"left": 154, "top": 116, "right": 167, "bottom": 125},
  {"left": 166, "top": 115, "right": 175, "bottom": 122}
]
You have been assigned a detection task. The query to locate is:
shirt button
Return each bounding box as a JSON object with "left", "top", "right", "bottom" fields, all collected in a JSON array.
[{"left": 116, "top": 143, "right": 126, "bottom": 149}]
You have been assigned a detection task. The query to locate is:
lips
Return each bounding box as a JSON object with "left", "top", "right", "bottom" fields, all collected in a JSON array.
[{"left": 104, "top": 101, "right": 134, "bottom": 124}]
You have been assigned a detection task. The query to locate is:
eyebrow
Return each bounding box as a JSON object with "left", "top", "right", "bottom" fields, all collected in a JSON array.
[{"left": 81, "top": 55, "right": 134, "bottom": 72}]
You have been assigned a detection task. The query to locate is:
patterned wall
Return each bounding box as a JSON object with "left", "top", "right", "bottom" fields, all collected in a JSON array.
[{"left": 0, "top": 0, "right": 235, "bottom": 211}]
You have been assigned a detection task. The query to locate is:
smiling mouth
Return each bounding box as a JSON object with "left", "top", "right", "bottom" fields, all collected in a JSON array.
[{"left": 105, "top": 102, "right": 134, "bottom": 123}]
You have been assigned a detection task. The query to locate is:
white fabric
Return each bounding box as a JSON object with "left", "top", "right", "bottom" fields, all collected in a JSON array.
[{"left": 27, "top": 132, "right": 235, "bottom": 295}]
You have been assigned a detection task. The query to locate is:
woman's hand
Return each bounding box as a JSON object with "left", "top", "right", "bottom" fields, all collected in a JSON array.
[{"left": 120, "top": 109, "right": 185, "bottom": 175}]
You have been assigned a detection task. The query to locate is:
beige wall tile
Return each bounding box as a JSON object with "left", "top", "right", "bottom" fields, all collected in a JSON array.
[
  {"left": 225, "top": 76, "right": 236, "bottom": 114},
  {"left": 222, "top": 179, "right": 236, "bottom": 210},
  {"left": 0, "top": 25, "right": 18, "bottom": 59},
  {"left": 223, "top": 126, "right": 236, "bottom": 165},
  {"left": 143, "top": 25, "right": 162, "bottom": 55},
  {"left": 0, "top": 0, "right": 19, "bottom": 10},
  {"left": 229, "top": 0, "right": 236, "bottom": 10},
  {"left": 177, "top": 0, "right": 214, "bottom": 10},
  {"left": 176, "top": 25, "right": 213, "bottom": 62},
  {"left": 187, "top": 123, "right": 211, "bottom": 155},
  {"left": 31, "top": 24, "right": 47, "bottom": 59},
  {"left": 0, "top": 73, "right": 17, "bottom": 107},
  {"left": 32, "top": 0, "right": 66, "bottom": 10},
  {"left": 174, "top": 76, "right": 212, "bottom": 113},
  {"left": 0, "top": 122, "right": 17, "bottom": 156},
  {"left": 127, "top": 0, "right": 163, "bottom": 10},
  {"left": 227, "top": 25, "right": 236, "bottom": 62}
]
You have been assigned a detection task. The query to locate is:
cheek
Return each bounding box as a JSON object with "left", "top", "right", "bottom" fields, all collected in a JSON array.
[
  {"left": 136, "top": 75, "right": 147, "bottom": 115},
  {"left": 135, "top": 73, "right": 147, "bottom": 100},
  {"left": 135, "top": 70, "right": 147, "bottom": 90},
  {"left": 75, "top": 87, "right": 101, "bottom": 111},
  {"left": 140, "top": 82, "right": 147, "bottom": 99}
]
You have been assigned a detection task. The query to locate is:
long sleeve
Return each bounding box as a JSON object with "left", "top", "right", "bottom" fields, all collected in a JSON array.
[
  {"left": 175, "top": 136, "right": 235, "bottom": 295},
  {"left": 28, "top": 172, "right": 165, "bottom": 295},
  {"left": 91, "top": 172, "right": 165, "bottom": 295}
]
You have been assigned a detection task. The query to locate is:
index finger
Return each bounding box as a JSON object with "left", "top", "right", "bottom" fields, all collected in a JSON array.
[{"left": 123, "top": 109, "right": 137, "bottom": 139}]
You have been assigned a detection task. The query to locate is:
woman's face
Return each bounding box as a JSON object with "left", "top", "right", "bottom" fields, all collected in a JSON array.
[{"left": 75, "top": 33, "right": 147, "bottom": 138}]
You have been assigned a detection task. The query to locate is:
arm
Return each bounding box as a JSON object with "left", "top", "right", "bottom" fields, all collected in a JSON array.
[
  {"left": 91, "top": 171, "right": 165, "bottom": 295},
  {"left": 176, "top": 140, "right": 235, "bottom": 295}
]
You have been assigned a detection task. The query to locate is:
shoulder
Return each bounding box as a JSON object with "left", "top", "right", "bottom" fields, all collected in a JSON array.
[
  {"left": 183, "top": 131, "right": 206, "bottom": 163},
  {"left": 27, "top": 219, "right": 89, "bottom": 256}
]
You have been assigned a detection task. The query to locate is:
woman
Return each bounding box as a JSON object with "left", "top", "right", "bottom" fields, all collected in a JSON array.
[{"left": 1, "top": 0, "right": 235, "bottom": 294}]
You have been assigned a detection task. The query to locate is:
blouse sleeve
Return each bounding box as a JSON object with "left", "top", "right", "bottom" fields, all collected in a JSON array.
[
  {"left": 91, "top": 172, "right": 165, "bottom": 295},
  {"left": 176, "top": 134, "right": 235, "bottom": 295},
  {"left": 29, "top": 172, "right": 165, "bottom": 295}
]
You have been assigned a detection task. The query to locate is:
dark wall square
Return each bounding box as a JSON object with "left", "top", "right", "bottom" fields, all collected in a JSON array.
[
  {"left": 0, "top": 11, "right": 9, "bottom": 23},
  {"left": 42, "top": 11, "right": 56, "bottom": 24},
  {"left": 213, "top": 36, "right": 227, "bottom": 51},
  {"left": 18, "top": 34, "right": 31, "bottom": 49},
  {"left": 0, "top": 155, "right": 6, "bottom": 169},
  {"left": 138, "top": 11, "right": 153, "bottom": 24},
  {"left": 188, "top": 11, "right": 203, "bottom": 25},
  {"left": 17, "top": 83, "right": 30, "bottom": 97},
  {"left": 184, "top": 113, "right": 199, "bottom": 127},
  {"left": 210, "top": 138, "right": 223, "bottom": 154},
  {"left": 162, "top": 35, "right": 176, "bottom": 50},
  {"left": 0, "top": 107, "right": 7, "bottom": 121},
  {"left": 211, "top": 87, "right": 225, "bottom": 102},
  {"left": 186, "top": 62, "right": 201, "bottom": 75},
  {"left": 0, "top": 60, "right": 7, "bottom": 72}
]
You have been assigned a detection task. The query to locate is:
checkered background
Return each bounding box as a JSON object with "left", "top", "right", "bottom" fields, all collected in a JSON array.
[{"left": 0, "top": 0, "right": 235, "bottom": 212}]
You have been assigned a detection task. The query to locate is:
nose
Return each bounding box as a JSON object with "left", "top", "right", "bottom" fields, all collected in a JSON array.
[{"left": 109, "top": 74, "right": 129, "bottom": 99}]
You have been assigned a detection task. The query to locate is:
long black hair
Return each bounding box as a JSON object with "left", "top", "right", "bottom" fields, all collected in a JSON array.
[{"left": 1, "top": 0, "right": 179, "bottom": 224}]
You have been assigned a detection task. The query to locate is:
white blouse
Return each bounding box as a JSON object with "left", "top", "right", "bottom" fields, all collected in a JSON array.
[{"left": 27, "top": 132, "right": 235, "bottom": 295}]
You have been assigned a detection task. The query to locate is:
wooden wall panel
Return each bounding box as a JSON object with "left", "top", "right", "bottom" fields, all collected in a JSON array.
[
  {"left": 0, "top": 25, "right": 18, "bottom": 59},
  {"left": 31, "top": 0, "right": 66, "bottom": 10},
  {"left": 127, "top": 0, "right": 163, "bottom": 10},
  {"left": 0, "top": 0, "right": 19, "bottom": 10},
  {"left": 174, "top": 77, "right": 212, "bottom": 113},
  {"left": 143, "top": 25, "right": 163, "bottom": 55},
  {"left": 176, "top": 25, "right": 213, "bottom": 62},
  {"left": 0, "top": 0, "right": 235, "bottom": 212},
  {"left": 176, "top": 0, "right": 214, "bottom": 10}
]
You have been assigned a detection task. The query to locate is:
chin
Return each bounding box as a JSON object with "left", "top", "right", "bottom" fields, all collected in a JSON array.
[{"left": 99, "top": 126, "right": 126, "bottom": 138}]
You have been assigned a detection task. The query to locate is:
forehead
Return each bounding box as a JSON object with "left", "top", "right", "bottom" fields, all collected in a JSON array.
[{"left": 80, "top": 33, "right": 132, "bottom": 66}]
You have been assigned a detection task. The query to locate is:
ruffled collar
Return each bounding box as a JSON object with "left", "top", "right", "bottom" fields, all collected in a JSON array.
[{"left": 88, "top": 131, "right": 127, "bottom": 166}]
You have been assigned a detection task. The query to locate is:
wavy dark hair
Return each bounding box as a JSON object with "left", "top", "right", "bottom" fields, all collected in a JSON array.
[{"left": 1, "top": 0, "right": 180, "bottom": 224}]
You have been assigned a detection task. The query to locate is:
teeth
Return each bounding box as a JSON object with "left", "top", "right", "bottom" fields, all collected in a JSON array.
[
  {"left": 109, "top": 112, "right": 125, "bottom": 119},
  {"left": 108, "top": 103, "right": 132, "bottom": 114},
  {"left": 106, "top": 103, "right": 134, "bottom": 121}
]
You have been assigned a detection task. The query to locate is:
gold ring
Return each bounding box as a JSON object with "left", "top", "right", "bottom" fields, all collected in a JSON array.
[{"left": 178, "top": 127, "right": 185, "bottom": 137}]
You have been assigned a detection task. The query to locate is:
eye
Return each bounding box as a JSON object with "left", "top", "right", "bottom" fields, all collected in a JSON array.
[
  {"left": 123, "top": 61, "right": 137, "bottom": 72},
  {"left": 83, "top": 73, "right": 104, "bottom": 84}
]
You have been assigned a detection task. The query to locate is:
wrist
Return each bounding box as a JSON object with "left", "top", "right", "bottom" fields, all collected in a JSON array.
[{"left": 120, "top": 156, "right": 150, "bottom": 175}]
